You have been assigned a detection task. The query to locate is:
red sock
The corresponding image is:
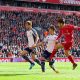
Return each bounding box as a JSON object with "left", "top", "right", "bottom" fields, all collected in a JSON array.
[
  {"left": 68, "top": 55, "right": 75, "bottom": 64},
  {"left": 50, "top": 49, "right": 57, "bottom": 60}
]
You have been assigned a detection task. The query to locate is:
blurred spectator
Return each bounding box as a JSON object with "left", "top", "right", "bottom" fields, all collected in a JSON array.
[{"left": 0, "top": 11, "right": 80, "bottom": 58}]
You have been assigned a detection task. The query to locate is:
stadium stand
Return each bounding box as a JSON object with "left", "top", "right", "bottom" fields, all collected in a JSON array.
[{"left": 0, "top": 0, "right": 80, "bottom": 58}]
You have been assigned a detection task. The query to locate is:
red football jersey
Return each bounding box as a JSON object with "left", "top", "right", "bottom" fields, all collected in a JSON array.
[{"left": 57, "top": 24, "right": 75, "bottom": 42}]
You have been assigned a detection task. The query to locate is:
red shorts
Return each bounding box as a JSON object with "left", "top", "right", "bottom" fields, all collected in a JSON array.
[{"left": 61, "top": 42, "right": 72, "bottom": 50}]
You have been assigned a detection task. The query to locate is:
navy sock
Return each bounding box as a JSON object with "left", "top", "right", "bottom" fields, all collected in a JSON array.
[
  {"left": 22, "top": 55, "right": 34, "bottom": 64},
  {"left": 34, "top": 59, "right": 41, "bottom": 65},
  {"left": 49, "top": 59, "right": 55, "bottom": 71},
  {"left": 41, "top": 60, "right": 45, "bottom": 72}
]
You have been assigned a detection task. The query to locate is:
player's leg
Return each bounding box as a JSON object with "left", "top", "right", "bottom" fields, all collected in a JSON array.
[
  {"left": 32, "top": 54, "right": 41, "bottom": 65},
  {"left": 31, "top": 52, "right": 46, "bottom": 72},
  {"left": 20, "top": 49, "right": 35, "bottom": 70},
  {"left": 50, "top": 43, "right": 63, "bottom": 60},
  {"left": 41, "top": 50, "right": 58, "bottom": 73},
  {"left": 41, "top": 60, "right": 45, "bottom": 72},
  {"left": 49, "top": 59, "right": 59, "bottom": 73},
  {"left": 21, "top": 50, "right": 34, "bottom": 64},
  {"left": 62, "top": 42, "right": 77, "bottom": 70},
  {"left": 64, "top": 50, "right": 77, "bottom": 70},
  {"left": 41, "top": 50, "right": 51, "bottom": 72}
]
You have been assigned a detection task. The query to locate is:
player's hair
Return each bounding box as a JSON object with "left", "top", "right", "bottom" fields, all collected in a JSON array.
[
  {"left": 58, "top": 18, "right": 65, "bottom": 24},
  {"left": 24, "top": 20, "right": 32, "bottom": 25},
  {"left": 48, "top": 25, "right": 55, "bottom": 31}
]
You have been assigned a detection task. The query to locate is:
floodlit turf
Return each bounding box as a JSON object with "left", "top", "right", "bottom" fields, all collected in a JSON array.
[{"left": 0, "top": 62, "right": 80, "bottom": 80}]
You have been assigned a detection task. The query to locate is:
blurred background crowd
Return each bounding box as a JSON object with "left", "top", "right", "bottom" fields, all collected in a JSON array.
[{"left": 0, "top": 0, "right": 80, "bottom": 58}]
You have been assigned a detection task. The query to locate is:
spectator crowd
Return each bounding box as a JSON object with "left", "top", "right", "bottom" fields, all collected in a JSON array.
[{"left": 0, "top": 10, "right": 80, "bottom": 58}]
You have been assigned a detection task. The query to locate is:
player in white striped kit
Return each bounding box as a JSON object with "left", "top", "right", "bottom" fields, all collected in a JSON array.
[{"left": 20, "top": 20, "right": 41, "bottom": 70}]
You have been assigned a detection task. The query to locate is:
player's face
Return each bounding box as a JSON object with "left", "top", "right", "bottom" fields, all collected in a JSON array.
[
  {"left": 25, "top": 22, "right": 30, "bottom": 30},
  {"left": 48, "top": 28, "right": 54, "bottom": 34},
  {"left": 58, "top": 23, "right": 63, "bottom": 28}
]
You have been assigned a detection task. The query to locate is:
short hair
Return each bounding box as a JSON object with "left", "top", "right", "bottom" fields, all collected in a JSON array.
[
  {"left": 24, "top": 20, "right": 32, "bottom": 26},
  {"left": 58, "top": 18, "right": 65, "bottom": 24},
  {"left": 48, "top": 25, "right": 55, "bottom": 31}
]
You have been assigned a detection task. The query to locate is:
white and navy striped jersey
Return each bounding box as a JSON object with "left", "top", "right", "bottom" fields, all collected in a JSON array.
[{"left": 26, "top": 28, "right": 39, "bottom": 47}]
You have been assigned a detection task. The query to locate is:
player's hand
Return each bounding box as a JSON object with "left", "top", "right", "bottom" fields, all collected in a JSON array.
[{"left": 29, "top": 44, "right": 36, "bottom": 49}]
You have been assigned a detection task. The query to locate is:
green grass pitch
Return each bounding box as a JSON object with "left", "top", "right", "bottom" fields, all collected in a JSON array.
[{"left": 0, "top": 62, "right": 80, "bottom": 80}]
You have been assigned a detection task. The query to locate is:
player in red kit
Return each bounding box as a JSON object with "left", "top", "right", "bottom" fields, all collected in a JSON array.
[{"left": 50, "top": 18, "right": 80, "bottom": 70}]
